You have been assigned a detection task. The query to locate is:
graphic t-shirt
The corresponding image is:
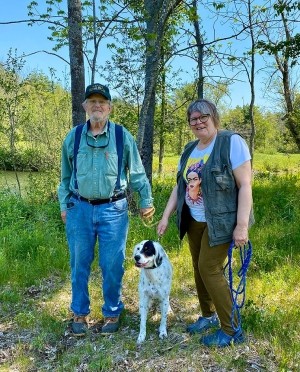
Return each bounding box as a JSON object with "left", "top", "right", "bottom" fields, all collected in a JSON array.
[{"left": 182, "top": 134, "right": 251, "bottom": 222}]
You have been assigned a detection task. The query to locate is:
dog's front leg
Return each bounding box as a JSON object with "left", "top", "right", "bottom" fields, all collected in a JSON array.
[
  {"left": 158, "top": 296, "right": 170, "bottom": 339},
  {"left": 137, "top": 295, "right": 151, "bottom": 344}
]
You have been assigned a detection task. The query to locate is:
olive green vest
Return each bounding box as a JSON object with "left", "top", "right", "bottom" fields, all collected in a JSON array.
[{"left": 176, "top": 130, "right": 253, "bottom": 246}]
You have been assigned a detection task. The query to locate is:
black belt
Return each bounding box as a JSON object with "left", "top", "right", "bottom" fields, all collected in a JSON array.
[{"left": 73, "top": 193, "right": 126, "bottom": 205}]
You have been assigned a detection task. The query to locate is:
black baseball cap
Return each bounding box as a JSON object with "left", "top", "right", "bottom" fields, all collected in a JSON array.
[{"left": 85, "top": 83, "right": 111, "bottom": 101}]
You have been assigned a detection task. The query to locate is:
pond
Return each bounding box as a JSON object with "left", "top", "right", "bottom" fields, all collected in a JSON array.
[{"left": 0, "top": 171, "right": 33, "bottom": 196}]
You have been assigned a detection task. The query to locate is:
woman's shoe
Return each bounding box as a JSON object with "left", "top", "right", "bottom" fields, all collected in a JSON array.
[
  {"left": 200, "top": 328, "right": 245, "bottom": 347},
  {"left": 186, "top": 313, "right": 219, "bottom": 334}
]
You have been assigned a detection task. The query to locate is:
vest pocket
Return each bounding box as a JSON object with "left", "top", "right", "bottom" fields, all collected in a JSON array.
[{"left": 211, "top": 165, "right": 232, "bottom": 191}]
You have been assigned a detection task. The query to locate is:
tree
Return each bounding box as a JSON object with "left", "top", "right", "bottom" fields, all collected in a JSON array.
[
  {"left": 134, "top": 0, "right": 183, "bottom": 182},
  {"left": 102, "top": 24, "right": 146, "bottom": 122},
  {"left": 257, "top": 0, "right": 300, "bottom": 149},
  {"left": 0, "top": 51, "right": 26, "bottom": 193},
  {"left": 224, "top": 0, "right": 261, "bottom": 160},
  {"left": 191, "top": 0, "right": 204, "bottom": 99},
  {"left": 67, "top": 0, "right": 86, "bottom": 126},
  {"left": 222, "top": 105, "right": 282, "bottom": 153},
  {"left": 27, "top": 0, "right": 130, "bottom": 126}
]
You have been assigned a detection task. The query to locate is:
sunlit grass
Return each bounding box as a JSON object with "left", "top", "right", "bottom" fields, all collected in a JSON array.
[
  {"left": 253, "top": 152, "right": 300, "bottom": 173},
  {"left": 153, "top": 152, "right": 300, "bottom": 175}
]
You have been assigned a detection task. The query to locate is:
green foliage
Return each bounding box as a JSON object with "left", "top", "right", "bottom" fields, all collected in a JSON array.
[
  {"left": 0, "top": 66, "right": 71, "bottom": 173},
  {"left": 110, "top": 98, "right": 139, "bottom": 135},
  {"left": 249, "top": 174, "right": 300, "bottom": 273},
  {"left": 257, "top": 0, "right": 300, "bottom": 61},
  {"left": 222, "top": 105, "right": 283, "bottom": 153},
  {"left": 0, "top": 147, "right": 44, "bottom": 171},
  {"left": 1, "top": 61, "right": 299, "bottom": 171},
  {"left": 25, "top": 170, "right": 60, "bottom": 204},
  {"left": 0, "top": 190, "right": 67, "bottom": 287}
]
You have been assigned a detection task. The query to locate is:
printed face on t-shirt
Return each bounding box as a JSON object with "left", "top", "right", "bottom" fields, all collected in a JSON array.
[{"left": 186, "top": 170, "right": 201, "bottom": 200}]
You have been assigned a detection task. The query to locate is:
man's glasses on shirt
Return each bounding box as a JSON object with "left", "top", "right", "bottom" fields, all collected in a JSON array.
[
  {"left": 189, "top": 114, "right": 210, "bottom": 126},
  {"left": 85, "top": 121, "right": 110, "bottom": 148}
]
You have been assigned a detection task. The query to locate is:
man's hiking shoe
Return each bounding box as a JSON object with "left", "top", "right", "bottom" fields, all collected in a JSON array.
[
  {"left": 186, "top": 313, "right": 219, "bottom": 334},
  {"left": 200, "top": 328, "right": 245, "bottom": 347},
  {"left": 101, "top": 316, "right": 120, "bottom": 334},
  {"left": 71, "top": 316, "right": 88, "bottom": 336}
]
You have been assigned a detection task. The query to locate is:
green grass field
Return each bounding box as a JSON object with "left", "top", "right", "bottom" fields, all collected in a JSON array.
[{"left": 0, "top": 153, "right": 299, "bottom": 371}]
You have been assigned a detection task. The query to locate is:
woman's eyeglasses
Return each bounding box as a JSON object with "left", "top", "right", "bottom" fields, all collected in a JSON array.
[{"left": 189, "top": 114, "right": 210, "bottom": 126}]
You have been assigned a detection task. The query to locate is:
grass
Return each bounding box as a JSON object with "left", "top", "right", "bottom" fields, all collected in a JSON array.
[
  {"left": 253, "top": 152, "right": 300, "bottom": 174},
  {"left": 0, "top": 153, "right": 300, "bottom": 371}
]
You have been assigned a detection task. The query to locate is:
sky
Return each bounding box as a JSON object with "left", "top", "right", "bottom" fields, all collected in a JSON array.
[
  {"left": 0, "top": 1, "right": 294, "bottom": 110},
  {"left": 0, "top": 1, "right": 70, "bottom": 83}
]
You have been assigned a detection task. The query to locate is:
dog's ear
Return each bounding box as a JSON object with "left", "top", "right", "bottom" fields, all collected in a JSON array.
[
  {"left": 154, "top": 242, "right": 163, "bottom": 267},
  {"left": 154, "top": 254, "right": 163, "bottom": 267},
  {"left": 142, "top": 240, "right": 155, "bottom": 255}
]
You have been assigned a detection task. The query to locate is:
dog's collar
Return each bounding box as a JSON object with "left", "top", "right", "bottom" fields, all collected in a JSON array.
[{"left": 144, "top": 260, "right": 163, "bottom": 269}]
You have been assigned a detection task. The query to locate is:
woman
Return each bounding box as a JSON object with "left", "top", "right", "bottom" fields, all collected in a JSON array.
[{"left": 157, "top": 99, "right": 253, "bottom": 347}]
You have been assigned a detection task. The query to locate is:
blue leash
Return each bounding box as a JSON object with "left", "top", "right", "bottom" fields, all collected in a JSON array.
[{"left": 224, "top": 240, "right": 253, "bottom": 332}]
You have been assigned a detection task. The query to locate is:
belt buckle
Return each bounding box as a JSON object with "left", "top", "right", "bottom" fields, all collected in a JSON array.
[{"left": 113, "top": 191, "right": 124, "bottom": 200}]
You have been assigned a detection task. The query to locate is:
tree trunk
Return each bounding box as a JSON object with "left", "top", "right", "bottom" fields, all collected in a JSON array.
[
  {"left": 137, "top": 0, "right": 182, "bottom": 181},
  {"left": 279, "top": 10, "right": 300, "bottom": 148},
  {"left": 247, "top": 0, "right": 256, "bottom": 163},
  {"left": 67, "top": 0, "right": 86, "bottom": 126},
  {"left": 192, "top": 0, "right": 204, "bottom": 99},
  {"left": 158, "top": 66, "right": 166, "bottom": 175}
]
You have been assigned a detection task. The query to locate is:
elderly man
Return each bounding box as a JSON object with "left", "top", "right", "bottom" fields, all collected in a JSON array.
[{"left": 58, "top": 83, "right": 154, "bottom": 336}]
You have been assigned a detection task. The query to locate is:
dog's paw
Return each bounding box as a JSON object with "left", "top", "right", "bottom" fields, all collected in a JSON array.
[
  {"left": 158, "top": 329, "right": 168, "bottom": 339},
  {"left": 137, "top": 332, "right": 146, "bottom": 344}
]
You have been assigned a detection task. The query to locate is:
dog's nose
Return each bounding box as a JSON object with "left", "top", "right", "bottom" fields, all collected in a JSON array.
[{"left": 134, "top": 255, "right": 140, "bottom": 261}]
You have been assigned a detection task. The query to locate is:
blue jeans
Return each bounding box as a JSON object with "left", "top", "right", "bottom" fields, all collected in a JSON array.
[{"left": 66, "top": 196, "right": 129, "bottom": 317}]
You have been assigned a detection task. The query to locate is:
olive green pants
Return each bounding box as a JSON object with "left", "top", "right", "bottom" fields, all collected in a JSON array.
[{"left": 187, "top": 219, "right": 236, "bottom": 335}]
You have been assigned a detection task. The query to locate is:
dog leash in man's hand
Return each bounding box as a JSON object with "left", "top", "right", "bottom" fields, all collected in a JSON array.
[
  {"left": 140, "top": 207, "right": 159, "bottom": 228},
  {"left": 140, "top": 206, "right": 156, "bottom": 220}
]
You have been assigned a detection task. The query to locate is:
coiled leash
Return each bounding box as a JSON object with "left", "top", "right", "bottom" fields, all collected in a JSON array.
[
  {"left": 140, "top": 207, "right": 157, "bottom": 228},
  {"left": 224, "top": 240, "right": 253, "bottom": 332}
]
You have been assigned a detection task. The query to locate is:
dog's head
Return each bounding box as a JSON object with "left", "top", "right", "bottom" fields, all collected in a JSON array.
[{"left": 133, "top": 240, "right": 163, "bottom": 269}]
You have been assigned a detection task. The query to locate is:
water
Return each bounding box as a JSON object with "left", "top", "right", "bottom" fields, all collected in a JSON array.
[{"left": 0, "top": 171, "right": 32, "bottom": 195}]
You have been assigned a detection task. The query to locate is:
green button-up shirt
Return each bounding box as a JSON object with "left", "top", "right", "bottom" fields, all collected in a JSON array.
[{"left": 58, "top": 121, "right": 153, "bottom": 212}]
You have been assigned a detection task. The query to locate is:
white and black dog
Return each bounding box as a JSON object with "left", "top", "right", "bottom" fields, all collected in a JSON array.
[{"left": 133, "top": 240, "right": 173, "bottom": 344}]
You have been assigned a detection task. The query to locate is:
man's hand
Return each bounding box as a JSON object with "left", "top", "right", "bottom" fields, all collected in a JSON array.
[
  {"left": 140, "top": 206, "right": 155, "bottom": 221},
  {"left": 61, "top": 211, "right": 67, "bottom": 224}
]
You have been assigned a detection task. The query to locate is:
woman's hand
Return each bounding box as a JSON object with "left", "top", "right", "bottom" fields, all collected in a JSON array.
[
  {"left": 233, "top": 224, "right": 248, "bottom": 247},
  {"left": 232, "top": 160, "right": 252, "bottom": 247},
  {"left": 157, "top": 185, "right": 178, "bottom": 237},
  {"left": 157, "top": 217, "right": 169, "bottom": 236}
]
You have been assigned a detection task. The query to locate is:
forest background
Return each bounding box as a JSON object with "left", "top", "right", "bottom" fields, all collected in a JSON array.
[
  {"left": 0, "top": 0, "right": 300, "bottom": 371},
  {"left": 0, "top": 0, "right": 300, "bottom": 181}
]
